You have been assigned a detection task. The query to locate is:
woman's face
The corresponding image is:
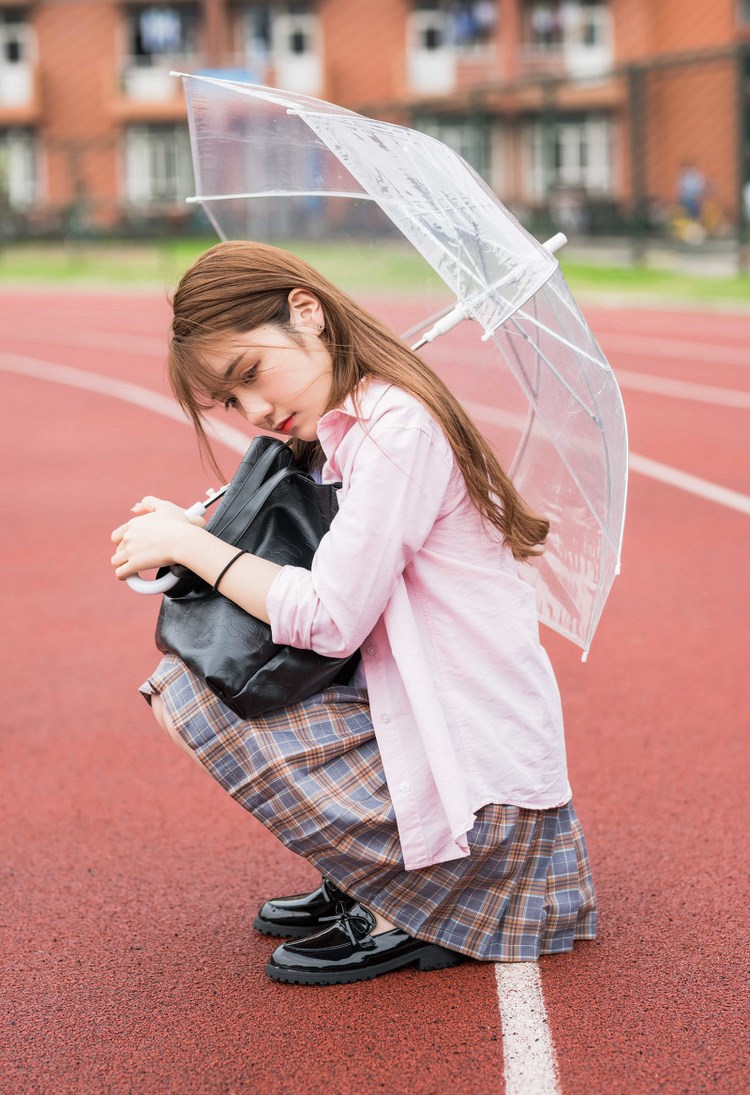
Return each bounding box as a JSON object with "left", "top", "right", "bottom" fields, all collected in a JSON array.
[{"left": 203, "top": 291, "right": 333, "bottom": 442}]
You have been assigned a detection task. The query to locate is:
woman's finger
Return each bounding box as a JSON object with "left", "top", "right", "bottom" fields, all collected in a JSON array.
[
  {"left": 114, "top": 561, "right": 137, "bottom": 581},
  {"left": 131, "top": 496, "right": 162, "bottom": 513}
]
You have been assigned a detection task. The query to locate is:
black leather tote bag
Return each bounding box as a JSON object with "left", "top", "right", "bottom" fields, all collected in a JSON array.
[{"left": 155, "top": 436, "right": 359, "bottom": 719}]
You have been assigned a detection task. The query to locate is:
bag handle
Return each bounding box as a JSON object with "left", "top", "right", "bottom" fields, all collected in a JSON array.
[{"left": 210, "top": 464, "right": 300, "bottom": 541}]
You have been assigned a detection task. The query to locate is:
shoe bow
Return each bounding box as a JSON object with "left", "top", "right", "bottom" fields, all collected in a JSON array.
[{"left": 335, "top": 902, "right": 377, "bottom": 950}]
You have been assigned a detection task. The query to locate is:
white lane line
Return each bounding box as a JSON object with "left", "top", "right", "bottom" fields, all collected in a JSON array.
[
  {"left": 600, "top": 333, "right": 750, "bottom": 368},
  {"left": 495, "top": 964, "right": 561, "bottom": 1095},
  {"left": 616, "top": 369, "right": 750, "bottom": 409},
  {"left": 4, "top": 347, "right": 567, "bottom": 1093},
  {"left": 7, "top": 349, "right": 749, "bottom": 1091},
  {"left": 4, "top": 325, "right": 750, "bottom": 408},
  {"left": 0, "top": 352, "right": 249, "bottom": 455},
  {"left": 0, "top": 325, "right": 167, "bottom": 355},
  {"left": 3, "top": 352, "right": 750, "bottom": 521},
  {"left": 465, "top": 398, "right": 750, "bottom": 517},
  {"left": 628, "top": 453, "right": 750, "bottom": 515}
]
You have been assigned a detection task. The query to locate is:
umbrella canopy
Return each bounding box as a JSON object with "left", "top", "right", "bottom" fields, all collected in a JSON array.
[{"left": 174, "top": 72, "right": 628, "bottom": 657}]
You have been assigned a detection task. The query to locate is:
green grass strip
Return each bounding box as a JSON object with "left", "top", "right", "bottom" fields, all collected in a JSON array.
[{"left": 0, "top": 239, "right": 748, "bottom": 306}]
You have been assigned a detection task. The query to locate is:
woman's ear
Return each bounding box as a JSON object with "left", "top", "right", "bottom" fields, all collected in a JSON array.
[{"left": 287, "top": 288, "right": 325, "bottom": 332}]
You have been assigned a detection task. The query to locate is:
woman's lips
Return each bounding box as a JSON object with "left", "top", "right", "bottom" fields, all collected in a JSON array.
[{"left": 276, "top": 414, "right": 295, "bottom": 433}]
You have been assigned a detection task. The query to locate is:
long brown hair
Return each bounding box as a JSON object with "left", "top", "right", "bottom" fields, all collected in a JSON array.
[{"left": 168, "top": 240, "right": 549, "bottom": 560}]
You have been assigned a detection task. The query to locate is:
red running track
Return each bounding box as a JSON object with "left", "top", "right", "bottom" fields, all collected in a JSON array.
[{"left": 1, "top": 291, "right": 748, "bottom": 1094}]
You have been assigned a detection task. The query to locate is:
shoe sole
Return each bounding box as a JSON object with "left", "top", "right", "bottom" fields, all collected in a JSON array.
[{"left": 265, "top": 945, "right": 464, "bottom": 985}]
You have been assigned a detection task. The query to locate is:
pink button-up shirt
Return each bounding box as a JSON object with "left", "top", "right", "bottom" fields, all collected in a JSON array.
[{"left": 267, "top": 380, "right": 571, "bottom": 870}]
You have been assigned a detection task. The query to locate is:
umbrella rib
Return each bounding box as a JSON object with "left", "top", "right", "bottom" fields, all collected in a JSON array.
[
  {"left": 513, "top": 308, "right": 610, "bottom": 372},
  {"left": 505, "top": 319, "right": 618, "bottom": 551},
  {"left": 506, "top": 319, "right": 602, "bottom": 421},
  {"left": 187, "top": 190, "right": 372, "bottom": 202},
  {"left": 509, "top": 306, "right": 624, "bottom": 561}
]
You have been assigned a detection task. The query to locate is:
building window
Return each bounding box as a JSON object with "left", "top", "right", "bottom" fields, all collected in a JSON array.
[
  {"left": 0, "top": 128, "right": 37, "bottom": 209},
  {"left": 0, "top": 9, "right": 34, "bottom": 106},
  {"left": 126, "top": 5, "right": 198, "bottom": 67},
  {"left": 1, "top": 8, "right": 29, "bottom": 62},
  {"left": 413, "top": 1, "right": 496, "bottom": 54},
  {"left": 528, "top": 115, "right": 612, "bottom": 199},
  {"left": 568, "top": 0, "right": 610, "bottom": 52},
  {"left": 124, "top": 125, "right": 193, "bottom": 205},
  {"left": 522, "top": 0, "right": 611, "bottom": 75},
  {"left": 239, "top": 3, "right": 321, "bottom": 94},
  {"left": 416, "top": 115, "right": 489, "bottom": 179},
  {"left": 408, "top": 2, "right": 496, "bottom": 93},
  {"left": 525, "top": 1, "right": 563, "bottom": 52}
]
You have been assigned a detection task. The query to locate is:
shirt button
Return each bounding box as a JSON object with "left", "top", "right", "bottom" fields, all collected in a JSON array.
[
  {"left": 399, "top": 781, "right": 411, "bottom": 792},
  {"left": 365, "top": 644, "right": 376, "bottom": 656},
  {"left": 380, "top": 713, "right": 391, "bottom": 723}
]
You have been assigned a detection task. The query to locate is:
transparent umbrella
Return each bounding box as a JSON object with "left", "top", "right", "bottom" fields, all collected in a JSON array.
[{"left": 172, "top": 72, "right": 628, "bottom": 658}]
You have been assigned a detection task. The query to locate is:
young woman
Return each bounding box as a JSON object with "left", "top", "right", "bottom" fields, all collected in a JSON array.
[{"left": 110, "top": 241, "right": 596, "bottom": 986}]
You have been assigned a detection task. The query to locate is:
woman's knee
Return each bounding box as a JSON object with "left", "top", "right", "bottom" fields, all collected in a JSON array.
[
  {"left": 150, "top": 692, "right": 168, "bottom": 732},
  {"left": 151, "top": 693, "right": 203, "bottom": 766}
]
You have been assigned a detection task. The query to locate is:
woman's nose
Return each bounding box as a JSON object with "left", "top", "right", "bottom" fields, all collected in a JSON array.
[{"left": 243, "top": 395, "right": 274, "bottom": 427}]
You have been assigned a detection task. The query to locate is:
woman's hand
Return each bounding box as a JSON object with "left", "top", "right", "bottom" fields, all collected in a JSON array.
[{"left": 110, "top": 496, "right": 206, "bottom": 580}]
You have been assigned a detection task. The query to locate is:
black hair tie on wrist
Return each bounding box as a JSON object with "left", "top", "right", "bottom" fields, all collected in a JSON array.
[{"left": 212, "top": 549, "right": 248, "bottom": 593}]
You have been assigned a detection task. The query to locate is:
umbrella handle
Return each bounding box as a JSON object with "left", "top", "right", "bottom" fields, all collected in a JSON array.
[
  {"left": 126, "top": 570, "right": 182, "bottom": 595},
  {"left": 125, "top": 490, "right": 229, "bottom": 595}
]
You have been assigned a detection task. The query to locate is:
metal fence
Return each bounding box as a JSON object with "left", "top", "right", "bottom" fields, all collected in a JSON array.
[
  {"left": 411, "top": 44, "right": 750, "bottom": 271},
  {"left": 3, "top": 44, "right": 749, "bottom": 272},
  {"left": 623, "top": 45, "right": 748, "bottom": 268}
]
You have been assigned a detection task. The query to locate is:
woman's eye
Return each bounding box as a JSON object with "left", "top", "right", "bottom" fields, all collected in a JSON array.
[
  {"left": 223, "top": 395, "right": 238, "bottom": 411},
  {"left": 240, "top": 367, "right": 257, "bottom": 385}
]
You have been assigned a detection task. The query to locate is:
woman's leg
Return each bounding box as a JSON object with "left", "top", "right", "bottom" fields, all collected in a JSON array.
[
  {"left": 150, "top": 689, "right": 396, "bottom": 930},
  {"left": 150, "top": 693, "right": 205, "bottom": 769}
]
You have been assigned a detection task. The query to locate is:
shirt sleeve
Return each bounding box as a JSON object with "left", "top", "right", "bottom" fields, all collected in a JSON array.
[{"left": 266, "top": 415, "right": 455, "bottom": 658}]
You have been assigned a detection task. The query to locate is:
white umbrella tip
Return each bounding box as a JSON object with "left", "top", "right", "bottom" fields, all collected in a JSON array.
[{"left": 542, "top": 233, "right": 568, "bottom": 255}]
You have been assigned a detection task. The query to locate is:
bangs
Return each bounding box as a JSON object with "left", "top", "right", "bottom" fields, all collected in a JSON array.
[{"left": 168, "top": 335, "right": 236, "bottom": 414}]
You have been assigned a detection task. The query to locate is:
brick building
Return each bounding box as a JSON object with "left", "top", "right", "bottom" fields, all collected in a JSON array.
[{"left": 1, "top": 0, "right": 748, "bottom": 234}]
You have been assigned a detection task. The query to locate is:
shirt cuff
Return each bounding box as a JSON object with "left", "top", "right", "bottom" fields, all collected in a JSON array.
[{"left": 266, "top": 564, "right": 316, "bottom": 649}]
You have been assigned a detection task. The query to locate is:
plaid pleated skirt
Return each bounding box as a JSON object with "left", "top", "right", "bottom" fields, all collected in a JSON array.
[{"left": 141, "top": 654, "right": 597, "bottom": 962}]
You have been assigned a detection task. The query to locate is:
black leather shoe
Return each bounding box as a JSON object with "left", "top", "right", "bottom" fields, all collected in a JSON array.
[
  {"left": 265, "top": 903, "right": 464, "bottom": 985},
  {"left": 253, "top": 877, "right": 356, "bottom": 939}
]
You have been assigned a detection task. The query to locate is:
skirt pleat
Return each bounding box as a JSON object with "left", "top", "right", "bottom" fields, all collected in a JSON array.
[{"left": 142, "top": 654, "right": 597, "bottom": 962}]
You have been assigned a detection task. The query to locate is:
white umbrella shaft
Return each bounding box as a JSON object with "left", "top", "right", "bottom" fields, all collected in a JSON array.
[{"left": 413, "top": 234, "right": 567, "bottom": 349}]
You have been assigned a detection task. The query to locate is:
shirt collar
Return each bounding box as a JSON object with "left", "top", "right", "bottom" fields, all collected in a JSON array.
[{"left": 317, "top": 379, "right": 392, "bottom": 465}]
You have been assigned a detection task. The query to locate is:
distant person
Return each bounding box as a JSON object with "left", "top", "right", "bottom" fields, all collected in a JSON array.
[
  {"left": 110, "top": 241, "right": 596, "bottom": 986},
  {"left": 677, "top": 162, "right": 706, "bottom": 220}
]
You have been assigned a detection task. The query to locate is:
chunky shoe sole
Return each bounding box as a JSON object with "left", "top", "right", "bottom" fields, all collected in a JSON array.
[{"left": 265, "top": 944, "right": 464, "bottom": 985}]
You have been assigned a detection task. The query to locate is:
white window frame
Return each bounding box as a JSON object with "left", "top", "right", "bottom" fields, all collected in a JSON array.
[
  {"left": 126, "top": 4, "right": 199, "bottom": 68},
  {"left": 408, "top": 4, "right": 456, "bottom": 94},
  {"left": 0, "top": 11, "right": 35, "bottom": 106},
  {"left": 526, "top": 1, "right": 564, "bottom": 53},
  {"left": 527, "top": 114, "right": 613, "bottom": 200},
  {"left": 416, "top": 115, "right": 489, "bottom": 179},
  {"left": 124, "top": 124, "right": 193, "bottom": 205},
  {"left": 0, "top": 128, "right": 37, "bottom": 209},
  {"left": 272, "top": 5, "right": 321, "bottom": 94},
  {"left": 562, "top": 0, "right": 613, "bottom": 76},
  {"left": 239, "top": 4, "right": 321, "bottom": 94}
]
